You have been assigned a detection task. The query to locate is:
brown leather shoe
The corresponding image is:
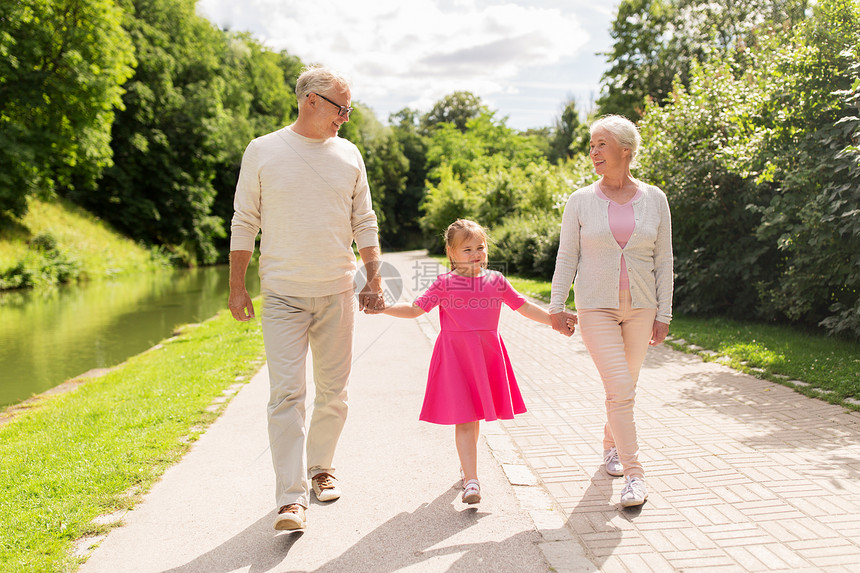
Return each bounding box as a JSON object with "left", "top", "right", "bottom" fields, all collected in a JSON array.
[
  {"left": 311, "top": 472, "right": 341, "bottom": 502},
  {"left": 274, "top": 504, "right": 306, "bottom": 531}
]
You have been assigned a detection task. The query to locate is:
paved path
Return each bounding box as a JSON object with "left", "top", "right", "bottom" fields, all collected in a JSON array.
[{"left": 79, "top": 250, "right": 860, "bottom": 572}]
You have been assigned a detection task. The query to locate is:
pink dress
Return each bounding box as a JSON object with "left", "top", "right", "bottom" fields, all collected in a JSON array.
[{"left": 414, "top": 270, "right": 528, "bottom": 424}]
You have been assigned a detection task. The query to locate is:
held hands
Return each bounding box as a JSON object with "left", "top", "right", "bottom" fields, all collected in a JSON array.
[
  {"left": 359, "top": 287, "right": 386, "bottom": 314},
  {"left": 550, "top": 311, "right": 578, "bottom": 337}
]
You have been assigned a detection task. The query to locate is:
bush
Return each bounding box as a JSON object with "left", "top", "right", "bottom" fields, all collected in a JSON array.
[
  {"left": 491, "top": 213, "right": 562, "bottom": 280},
  {"left": 0, "top": 232, "right": 80, "bottom": 289},
  {"left": 638, "top": 0, "right": 860, "bottom": 337}
]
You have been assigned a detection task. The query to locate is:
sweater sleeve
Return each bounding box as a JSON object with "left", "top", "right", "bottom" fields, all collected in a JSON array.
[
  {"left": 653, "top": 188, "right": 674, "bottom": 324},
  {"left": 549, "top": 192, "right": 581, "bottom": 314},
  {"left": 230, "top": 140, "right": 262, "bottom": 252},
  {"left": 350, "top": 150, "right": 380, "bottom": 250}
]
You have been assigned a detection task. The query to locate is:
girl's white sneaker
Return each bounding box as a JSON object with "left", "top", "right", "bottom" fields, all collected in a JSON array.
[
  {"left": 462, "top": 479, "right": 481, "bottom": 504},
  {"left": 620, "top": 476, "right": 647, "bottom": 507}
]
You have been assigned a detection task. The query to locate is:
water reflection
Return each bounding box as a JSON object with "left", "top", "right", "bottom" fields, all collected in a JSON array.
[{"left": 0, "top": 264, "right": 260, "bottom": 408}]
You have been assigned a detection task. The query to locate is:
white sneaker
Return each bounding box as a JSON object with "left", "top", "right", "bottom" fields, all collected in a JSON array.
[
  {"left": 462, "top": 479, "right": 481, "bottom": 504},
  {"left": 603, "top": 448, "right": 624, "bottom": 477},
  {"left": 311, "top": 472, "right": 341, "bottom": 502},
  {"left": 274, "top": 504, "right": 306, "bottom": 530},
  {"left": 620, "top": 476, "right": 647, "bottom": 507}
]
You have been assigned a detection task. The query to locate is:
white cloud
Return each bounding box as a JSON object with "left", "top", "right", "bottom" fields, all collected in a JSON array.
[{"left": 197, "top": 0, "right": 612, "bottom": 129}]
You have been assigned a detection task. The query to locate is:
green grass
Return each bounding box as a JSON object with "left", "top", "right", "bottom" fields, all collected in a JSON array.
[
  {"left": 505, "top": 275, "right": 860, "bottom": 410},
  {"left": 666, "top": 315, "right": 860, "bottom": 406},
  {"left": 0, "top": 306, "right": 266, "bottom": 572},
  {"left": 0, "top": 198, "right": 168, "bottom": 288}
]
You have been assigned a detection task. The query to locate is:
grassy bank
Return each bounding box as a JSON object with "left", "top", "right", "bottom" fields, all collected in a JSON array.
[
  {"left": 0, "top": 305, "right": 265, "bottom": 572},
  {"left": 507, "top": 277, "right": 860, "bottom": 411},
  {"left": 0, "top": 199, "right": 169, "bottom": 290}
]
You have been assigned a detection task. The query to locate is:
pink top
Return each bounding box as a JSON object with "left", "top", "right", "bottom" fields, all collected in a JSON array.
[{"left": 596, "top": 184, "right": 642, "bottom": 290}]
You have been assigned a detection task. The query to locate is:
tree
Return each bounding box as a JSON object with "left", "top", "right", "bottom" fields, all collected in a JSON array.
[
  {"left": 420, "top": 91, "right": 487, "bottom": 133},
  {"left": 389, "top": 109, "right": 429, "bottom": 247},
  {"left": 549, "top": 98, "right": 590, "bottom": 162},
  {"left": 0, "top": 0, "right": 134, "bottom": 219},
  {"left": 637, "top": 0, "right": 860, "bottom": 337},
  {"left": 419, "top": 110, "right": 555, "bottom": 251},
  {"left": 67, "top": 0, "right": 300, "bottom": 264},
  {"left": 596, "top": 0, "right": 809, "bottom": 120}
]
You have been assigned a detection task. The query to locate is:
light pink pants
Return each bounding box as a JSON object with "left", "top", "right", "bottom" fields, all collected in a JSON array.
[
  {"left": 262, "top": 290, "right": 355, "bottom": 509},
  {"left": 578, "top": 290, "right": 656, "bottom": 479}
]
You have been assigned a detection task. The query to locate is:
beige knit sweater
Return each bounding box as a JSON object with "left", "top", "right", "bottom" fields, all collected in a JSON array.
[
  {"left": 230, "top": 126, "right": 379, "bottom": 297},
  {"left": 549, "top": 181, "right": 674, "bottom": 324}
]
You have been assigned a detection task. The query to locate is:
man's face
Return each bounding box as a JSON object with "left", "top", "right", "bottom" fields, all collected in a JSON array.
[{"left": 311, "top": 86, "right": 352, "bottom": 139}]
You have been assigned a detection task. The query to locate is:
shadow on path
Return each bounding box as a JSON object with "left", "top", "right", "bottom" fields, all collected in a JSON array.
[
  {"left": 297, "top": 484, "right": 542, "bottom": 572},
  {"left": 159, "top": 512, "right": 301, "bottom": 573}
]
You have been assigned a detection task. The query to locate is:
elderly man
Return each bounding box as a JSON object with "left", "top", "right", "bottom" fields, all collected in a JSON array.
[{"left": 228, "top": 65, "right": 384, "bottom": 531}]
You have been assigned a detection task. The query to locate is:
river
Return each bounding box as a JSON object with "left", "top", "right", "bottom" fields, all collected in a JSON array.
[{"left": 0, "top": 264, "right": 259, "bottom": 408}]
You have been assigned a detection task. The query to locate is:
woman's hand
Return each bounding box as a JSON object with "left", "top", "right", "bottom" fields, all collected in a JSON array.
[
  {"left": 649, "top": 320, "right": 669, "bottom": 346},
  {"left": 551, "top": 311, "right": 577, "bottom": 337}
]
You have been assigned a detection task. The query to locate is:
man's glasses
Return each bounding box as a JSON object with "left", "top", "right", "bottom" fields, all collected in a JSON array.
[{"left": 310, "top": 92, "right": 353, "bottom": 118}]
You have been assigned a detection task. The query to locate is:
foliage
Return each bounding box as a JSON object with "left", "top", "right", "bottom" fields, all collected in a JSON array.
[
  {"left": 491, "top": 213, "right": 562, "bottom": 279},
  {"left": 419, "top": 110, "right": 554, "bottom": 252},
  {"left": 549, "top": 98, "right": 590, "bottom": 162},
  {"left": 752, "top": 0, "right": 860, "bottom": 337},
  {"left": 65, "top": 2, "right": 301, "bottom": 265},
  {"left": 419, "top": 104, "right": 594, "bottom": 268},
  {"left": 387, "top": 109, "right": 430, "bottom": 248},
  {"left": 0, "top": 307, "right": 265, "bottom": 571},
  {"left": 0, "top": 232, "right": 79, "bottom": 290},
  {"left": 596, "top": 0, "right": 809, "bottom": 120},
  {"left": 0, "top": 198, "right": 168, "bottom": 291},
  {"left": 420, "top": 90, "right": 487, "bottom": 133},
  {"left": 638, "top": 0, "right": 860, "bottom": 337},
  {"left": 0, "top": 0, "right": 135, "bottom": 218}
]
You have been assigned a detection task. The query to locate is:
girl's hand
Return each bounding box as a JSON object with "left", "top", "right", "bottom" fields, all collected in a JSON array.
[
  {"left": 551, "top": 311, "right": 576, "bottom": 337},
  {"left": 565, "top": 313, "right": 577, "bottom": 333}
]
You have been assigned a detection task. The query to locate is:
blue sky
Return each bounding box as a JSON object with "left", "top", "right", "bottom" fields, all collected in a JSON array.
[{"left": 196, "top": 0, "right": 616, "bottom": 131}]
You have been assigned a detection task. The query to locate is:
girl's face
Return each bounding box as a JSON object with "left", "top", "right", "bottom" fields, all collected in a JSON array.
[{"left": 448, "top": 233, "right": 488, "bottom": 276}]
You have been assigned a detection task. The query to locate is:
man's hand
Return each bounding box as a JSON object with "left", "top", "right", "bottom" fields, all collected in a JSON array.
[
  {"left": 357, "top": 246, "right": 386, "bottom": 314},
  {"left": 359, "top": 289, "right": 386, "bottom": 314},
  {"left": 551, "top": 311, "right": 577, "bottom": 337},
  {"left": 229, "top": 287, "right": 255, "bottom": 321},
  {"left": 228, "top": 250, "right": 254, "bottom": 321},
  {"left": 649, "top": 320, "right": 669, "bottom": 346}
]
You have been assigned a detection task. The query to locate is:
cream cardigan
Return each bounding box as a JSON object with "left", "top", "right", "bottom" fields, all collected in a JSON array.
[{"left": 549, "top": 181, "right": 674, "bottom": 323}]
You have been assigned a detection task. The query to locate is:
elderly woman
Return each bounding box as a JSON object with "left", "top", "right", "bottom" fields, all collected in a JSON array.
[{"left": 549, "top": 115, "right": 673, "bottom": 508}]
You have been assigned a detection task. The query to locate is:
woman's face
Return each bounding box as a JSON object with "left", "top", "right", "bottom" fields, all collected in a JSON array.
[{"left": 589, "top": 127, "right": 630, "bottom": 175}]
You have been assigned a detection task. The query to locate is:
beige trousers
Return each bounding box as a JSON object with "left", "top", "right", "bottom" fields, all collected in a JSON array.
[
  {"left": 262, "top": 289, "right": 356, "bottom": 509},
  {"left": 578, "top": 290, "right": 656, "bottom": 479}
]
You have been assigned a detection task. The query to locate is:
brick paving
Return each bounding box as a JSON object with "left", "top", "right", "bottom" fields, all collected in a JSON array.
[{"left": 387, "top": 250, "right": 860, "bottom": 573}]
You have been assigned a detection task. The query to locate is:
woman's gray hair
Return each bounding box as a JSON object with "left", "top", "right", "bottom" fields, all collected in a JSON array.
[
  {"left": 590, "top": 114, "right": 641, "bottom": 167},
  {"left": 295, "top": 65, "right": 350, "bottom": 101}
]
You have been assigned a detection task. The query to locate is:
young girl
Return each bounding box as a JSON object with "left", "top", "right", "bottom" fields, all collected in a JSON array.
[{"left": 383, "top": 219, "right": 575, "bottom": 504}]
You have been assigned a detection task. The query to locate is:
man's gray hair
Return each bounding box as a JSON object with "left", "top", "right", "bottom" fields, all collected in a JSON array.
[
  {"left": 590, "top": 114, "right": 642, "bottom": 167},
  {"left": 295, "top": 65, "right": 350, "bottom": 101}
]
